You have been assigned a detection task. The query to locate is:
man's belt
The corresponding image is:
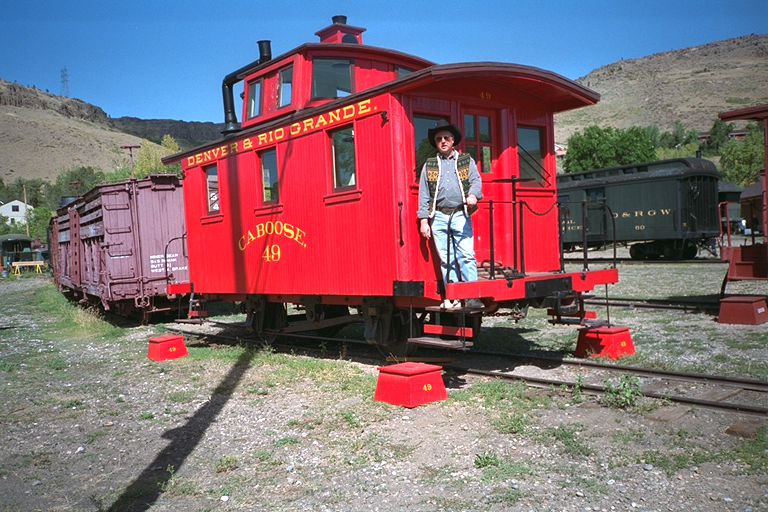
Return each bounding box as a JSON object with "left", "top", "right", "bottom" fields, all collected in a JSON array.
[{"left": 437, "top": 206, "right": 462, "bottom": 215}]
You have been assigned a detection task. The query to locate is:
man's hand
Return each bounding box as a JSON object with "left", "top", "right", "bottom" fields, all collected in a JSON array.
[
  {"left": 419, "top": 219, "right": 431, "bottom": 239},
  {"left": 466, "top": 194, "right": 478, "bottom": 207}
]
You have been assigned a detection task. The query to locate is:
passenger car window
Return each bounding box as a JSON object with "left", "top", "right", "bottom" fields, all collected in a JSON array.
[
  {"left": 205, "top": 165, "right": 220, "bottom": 213},
  {"left": 331, "top": 126, "right": 356, "bottom": 190},
  {"left": 464, "top": 113, "right": 494, "bottom": 173},
  {"left": 313, "top": 59, "right": 352, "bottom": 99},
  {"left": 261, "top": 149, "right": 279, "bottom": 204}
]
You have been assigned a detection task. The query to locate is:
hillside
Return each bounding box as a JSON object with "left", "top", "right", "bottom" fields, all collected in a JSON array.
[
  {"left": 0, "top": 80, "right": 222, "bottom": 183},
  {"left": 555, "top": 34, "right": 768, "bottom": 142}
]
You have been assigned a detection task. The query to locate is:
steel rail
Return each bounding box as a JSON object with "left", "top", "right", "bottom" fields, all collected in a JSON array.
[{"left": 445, "top": 365, "right": 768, "bottom": 416}]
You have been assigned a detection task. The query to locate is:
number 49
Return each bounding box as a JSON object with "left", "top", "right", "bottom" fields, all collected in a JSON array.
[{"left": 262, "top": 244, "right": 281, "bottom": 262}]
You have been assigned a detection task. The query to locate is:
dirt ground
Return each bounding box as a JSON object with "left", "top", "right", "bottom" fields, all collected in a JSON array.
[{"left": 0, "top": 276, "right": 766, "bottom": 512}]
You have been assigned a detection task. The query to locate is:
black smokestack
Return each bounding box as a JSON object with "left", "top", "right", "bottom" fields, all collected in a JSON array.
[
  {"left": 257, "top": 40, "right": 272, "bottom": 63},
  {"left": 332, "top": 15, "right": 347, "bottom": 24}
]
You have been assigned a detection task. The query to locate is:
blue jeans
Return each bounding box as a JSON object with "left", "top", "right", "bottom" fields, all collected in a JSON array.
[{"left": 431, "top": 210, "right": 478, "bottom": 285}]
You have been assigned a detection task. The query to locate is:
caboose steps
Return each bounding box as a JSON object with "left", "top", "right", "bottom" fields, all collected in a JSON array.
[{"left": 407, "top": 336, "right": 474, "bottom": 350}]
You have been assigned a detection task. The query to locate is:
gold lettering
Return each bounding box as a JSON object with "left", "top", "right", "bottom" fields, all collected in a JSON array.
[
  {"left": 274, "top": 127, "right": 285, "bottom": 140},
  {"left": 258, "top": 133, "right": 268, "bottom": 145},
  {"left": 358, "top": 99, "right": 371, "bottom": 114},
  {"left": 294, "top": 227, "right": 306, "bottom": 247},
  {"left": 255, "top": 224, "right": 265, "bottom": 238},
  {"left": 290, "top": 122, "right": 302, "bottom": 135},
  {"left": 230, "top": 143, "right": 238, "bottom": 154},
  {"left": 329, "top": 109, "right": 341, "bottom": 123},
  {"left": 238, "top": 235, "right": 247, "bottom": 251},
  {"left": 634, "top": 211, "right": 644, "bottom": 217},
  {"left": 195, "top": 153, "right": 203, "bottom": 165},
  {"left": 187, "top": 156, "right": 196, "bottom": 167},
  {"left": 283, "top": 223, "right": 295, "bottom": 239},
  {"left": 660, "top": 208, "right": 672, "bottom": 215},
  {"left": 315, "top": 114, "right": 328, "bottom": 128},
  {"left": 303, "top": 118, "right": 314, "bottom": 131},
  {"left": 243, "top": 138, "right": 253, "bottom": 150},
  {"left": 342, "top": 105, "right": 355, "bottom": 119},
  {"left": 647, "top": 210, "right": 657, "bottom": 216},
  {"left": 273, "top": 221, "right": 284, "bottom": 235},
  {"left": 265, "top": 221, "right": 274, "bottom": 235}
]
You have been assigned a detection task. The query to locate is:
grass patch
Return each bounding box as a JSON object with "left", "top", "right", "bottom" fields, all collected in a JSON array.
[
  {"left": 167, "top": 391, "right": 195, "bottom": 404},
  {"left": 451, "top": 380, "right": 549, "bottom": 413},
  {"left": 732, "top": 427, "right": 768, "bottom": 473},
  {"left": 0, "top": 359, "right": 19, "bottom": 372},
  {"left": 602, "top": 375, "right": 642, "bottom": 409},
  {"left": 139, "top": 412, "right": 155, "bottom": 421},
  {"left": 474, "top": 451, "right": 532, "bottom": 482},
  {"left": 541, "top": 424, "right": 593, "bottom": 457},
  {"left": 639, "top": 449, "right": 719, "bottom": 475},
  {"left": 492, "top": 412, "right": 529, "bottom": 434},
  {"left": 275, "top": 436, "right": 299, "bottom": 448},
  {"left": 215, "top": 455, "right": 239, "bottom": 473}
]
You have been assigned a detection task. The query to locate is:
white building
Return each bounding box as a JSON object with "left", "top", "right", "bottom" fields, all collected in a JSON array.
[{"left": 0, "top": 200, "right": 34, "bottom": 225}]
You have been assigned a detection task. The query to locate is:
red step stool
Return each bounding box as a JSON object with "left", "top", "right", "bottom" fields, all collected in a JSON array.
[
  {"left": 374, "top": 362, "right": 447, "bottom": 408},
  {"left": 147, "top": 335, "right": 189, "bottom": 362},
  {"left": 575, "top": 326, "right": 635, "bottom": 360},
  {"left": 718, "top": 296, "right": 768, "bottom": 325}
]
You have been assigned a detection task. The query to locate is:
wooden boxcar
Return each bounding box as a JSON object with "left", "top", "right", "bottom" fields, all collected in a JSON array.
[
  {"left": 557, "top": 158, "right": 721, "bottom": 259},
  {"left": 164, "top": 17, "right": 618, "bottom": 350},
  {"left": 50, "top": 175, "right": 189, "bottom": 320}
]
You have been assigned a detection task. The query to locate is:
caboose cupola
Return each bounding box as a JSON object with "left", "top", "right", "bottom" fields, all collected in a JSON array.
[{"left": 315, "top": 15, "right": 366, "bottom": 44}]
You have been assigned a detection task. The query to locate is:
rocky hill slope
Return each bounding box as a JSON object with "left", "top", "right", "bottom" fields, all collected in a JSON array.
[
  {"left": 0, "top": 80, "right": 222, "bottom": 183},
  {"left": 555, "top": 34, "right": 768, "bottom": 141}
]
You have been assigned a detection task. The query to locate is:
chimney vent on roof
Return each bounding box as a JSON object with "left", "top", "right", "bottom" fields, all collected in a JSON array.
[{"left": 316, "top": 15, "right": 365, "bottom": 44}]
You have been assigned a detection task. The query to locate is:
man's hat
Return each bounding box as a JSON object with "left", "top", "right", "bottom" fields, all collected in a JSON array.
[{"left": 428, "top": 124, "right": 462, "bottom": 147}]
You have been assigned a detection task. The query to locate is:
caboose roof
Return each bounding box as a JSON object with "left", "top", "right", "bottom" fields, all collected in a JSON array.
[{"left": 166, "top": 62, "right": 598, "bottom": 164}]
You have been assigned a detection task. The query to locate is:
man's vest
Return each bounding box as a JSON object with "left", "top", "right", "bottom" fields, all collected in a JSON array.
[{"left": 425, "top": 152, "right": 477, "bottom": 217}]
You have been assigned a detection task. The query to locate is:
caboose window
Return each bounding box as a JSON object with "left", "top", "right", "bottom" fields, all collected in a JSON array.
[
  {"left": 518, "top": 126, "right": 547, "bottom": 186},
  {"left": 205, "top": 165, "right": 220, "bottom": 213},
  {"left": 312, "top": 59, "right": 352, "bottom": 99},
  {"left": 260, "top": 148, "right": 279, "bottom": 204},
  {"left": 331, "top": 126, "right": 356, "bottom": 190},
  {"left": 463, "top": 113, "right": 494, "bottom": 173},
  {"left": 413, "top": 115, "right": 449, "bottom": 175},
  {"left": 278, "top": 66, "right": 293, "bottom": 108},
  {"left": 246, "top": 80, "right": 262, "bottom": 119}
]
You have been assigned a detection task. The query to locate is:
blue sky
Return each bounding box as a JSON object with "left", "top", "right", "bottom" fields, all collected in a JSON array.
[{"left": 1, "top": 0, "right": 766, "bottom": 123}]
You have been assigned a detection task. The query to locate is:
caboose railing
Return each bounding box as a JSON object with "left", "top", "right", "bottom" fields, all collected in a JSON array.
[{"left": 556, "top": 199, "right": 618, "bottom": 270}]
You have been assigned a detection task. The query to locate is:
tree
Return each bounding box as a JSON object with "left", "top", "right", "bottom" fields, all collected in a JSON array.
[
  {"left": 564, "top": 125, "right": 656, "bottom": 172},
  {"left": 25, "top": 206, "right": 53, "bottom": 241},
  {"left": 702, "top": 118, "right": 733, "bottom": 156},
  {"left": 134, "top": 135, "right": 183, "bottom": 179},
  {"left": 719, "top": 124, "right": 765, "bottom": 186}
]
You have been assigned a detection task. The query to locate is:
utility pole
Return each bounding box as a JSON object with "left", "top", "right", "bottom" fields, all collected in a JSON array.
[
  {"left": 23, "top": 184, "right": 30, "bottom": 237},
  {"left": 60, "top": 67, "right": 70, "bottom": 97}
]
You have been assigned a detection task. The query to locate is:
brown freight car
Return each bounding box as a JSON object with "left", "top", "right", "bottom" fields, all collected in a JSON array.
[{"left": 50, "top": 175, "right": 190, "bottom": 321}]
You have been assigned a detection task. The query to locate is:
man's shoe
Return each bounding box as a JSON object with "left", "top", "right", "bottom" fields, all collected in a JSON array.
[
  {"left": 442, "top": 299, "right": 461, "bottom": 309},
  {"left": 464, "top": 299, "right": 485, "bottom": 309}
]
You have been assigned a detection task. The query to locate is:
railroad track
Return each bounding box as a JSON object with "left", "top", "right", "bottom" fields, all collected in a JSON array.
[
  {"left": 165, "top": 324, "right": 767, "bottom": 417},
  {"left": 564, "top": 257, "right": 725, "bottom": 265},
  {"left": 582, "top": 296, "right": 720, "bottom": 313},
  {"left": 450, "top": 352, "right": 768, "bottom": 417}
]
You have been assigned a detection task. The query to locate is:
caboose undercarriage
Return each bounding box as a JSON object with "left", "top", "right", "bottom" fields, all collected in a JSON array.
[{"left": 205, "top": 267, "right": 617, "bottom": 353}]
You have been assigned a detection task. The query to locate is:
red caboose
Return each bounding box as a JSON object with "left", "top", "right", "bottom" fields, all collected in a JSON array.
[{"left": 164, "top": 16, "right": 618, "bottom": 351}]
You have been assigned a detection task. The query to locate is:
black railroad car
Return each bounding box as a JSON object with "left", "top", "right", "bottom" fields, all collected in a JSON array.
[
  {"left": 557, "top": 158, "right": 720, "bottom": 259},
  {"left": 50, "top": 175, "right": 190, "bottom": 320}
]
